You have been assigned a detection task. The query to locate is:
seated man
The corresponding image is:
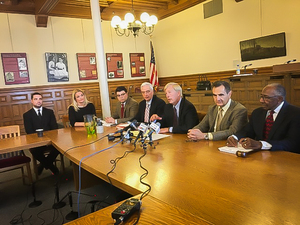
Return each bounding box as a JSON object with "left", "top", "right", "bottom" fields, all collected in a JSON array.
[
  {"left": 23, "top": 92, "right": 59, "bottom": 175},
  {"left": 227, "top": 83, "right": 300, "bottom": 153},
  {"left": 133, "top": 82, "right": 166, "bottom": 123},
  {"left": 187, "top": 81, "right": 248, "bottom": 141},
  {"left": 150, "top": 82, "right": 198, "bottom": 134},
  {"left": 105, "top": 86, "right": 139, "bottom": 124}
]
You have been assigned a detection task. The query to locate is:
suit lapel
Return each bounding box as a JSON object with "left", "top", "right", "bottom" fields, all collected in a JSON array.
[
  {"left": 209, "top": 106, "right": 218, "bottom": 132},
  {"left": 268, "top": 102, "right": 287, "bottom": 139}
]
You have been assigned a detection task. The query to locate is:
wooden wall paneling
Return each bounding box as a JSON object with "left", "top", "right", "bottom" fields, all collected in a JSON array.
[{"left": 290, "top": 75, "right": 300, "bottom": 107}]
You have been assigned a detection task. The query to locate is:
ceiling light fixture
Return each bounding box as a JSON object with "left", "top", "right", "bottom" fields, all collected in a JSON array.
[{"left": 110, "top": 0, "right": 158, "bottom": 37}]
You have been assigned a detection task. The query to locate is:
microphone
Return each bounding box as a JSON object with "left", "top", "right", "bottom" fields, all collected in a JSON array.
[
  {"left": 243, "top": 63, "right": 252, "bottom": 70},
  {"left": 133, "top": 123, "right": 148, "bottom": 145},
  {"left": 123, "top": 120, "right": 138, "bottom": 139},
  {"left": 141, "top": 122, "right": 161, "bottom": 143},
  {"left": 113, "top": 120, "right": 138, "bottom": 135},
  {"left": 285, "top": 59, "right": 296, "bottom": 64}
]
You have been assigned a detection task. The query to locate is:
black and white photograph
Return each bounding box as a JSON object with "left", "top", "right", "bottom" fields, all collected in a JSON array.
[
  {"left": 17, "top": 58, "right": 27, "bottom": 70},
  {"left": 45, "top": 53, "right": 69, "bottom": 82},
  {"left": 139, "top": 66, "right": 145, "bottom": 74},
  {"left": 117, "top": 61, "right": 123, "bottom": 69},
  {"left": 5, "top": 72, "right": 14, "bottom": 82},
  {"left": 19, "top": 71, "right": 28, "bottom": 77},
  {"left": 108, "top": 71, "right": 115, "bottom": 78},
  {"left": 89, "top": 57, "right": 96, "bottom": 64}
]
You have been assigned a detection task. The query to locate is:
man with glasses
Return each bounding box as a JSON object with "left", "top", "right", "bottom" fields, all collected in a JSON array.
[
  {"left": 132, "top": 82, "right": 166, "bottom": 123},
  {"left": 105, "top": 86, "right": 138, "bottom": 124},
  {"left": 227, "top": 83, "right": 300, "bottom": 153}
]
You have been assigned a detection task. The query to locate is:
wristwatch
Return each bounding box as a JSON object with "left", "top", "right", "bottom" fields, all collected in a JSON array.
[{"left": 204, "top": 133, "right": 209, "bottom": 140}]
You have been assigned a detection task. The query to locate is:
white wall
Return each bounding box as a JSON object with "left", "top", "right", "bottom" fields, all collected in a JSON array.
[
  {"left": 0, "top": 0, "right": 299, "bottom": 87},
  {"left": 153, "top": 0, "right": 300, "bottom": 77}
]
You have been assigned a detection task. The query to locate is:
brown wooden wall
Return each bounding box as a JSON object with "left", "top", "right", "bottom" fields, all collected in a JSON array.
[{"left": 1, "top": 66, "right": 299, "bottom": 135}]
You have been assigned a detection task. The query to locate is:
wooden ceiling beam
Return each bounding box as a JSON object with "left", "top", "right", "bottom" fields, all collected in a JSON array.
[{"left": 34, "top": 0, "right": 60, "bottom": 27}]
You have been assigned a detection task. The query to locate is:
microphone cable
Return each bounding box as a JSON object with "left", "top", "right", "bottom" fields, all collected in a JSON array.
[{"left": 77, "top": 138, "right": 124, "bottom": 218}]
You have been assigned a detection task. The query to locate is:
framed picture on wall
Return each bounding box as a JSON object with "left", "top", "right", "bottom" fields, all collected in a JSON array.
[
  {"left": 240, "top": 32, "right": 286, "bottom": 61},
  {"left": 76, "top": 53, "right": 98, "bottom": 80},
  {"left": 130, "top": 53, "right": 146, "bottom": 77},
  {"left": 1, "top": 53, "right": 30, "bottom": 85},
  {"left": 106, "top": 53, "right": 124, "bottom": 79},
  {"left": 45, "top": 53, "right": 69, "bottom": 82}
]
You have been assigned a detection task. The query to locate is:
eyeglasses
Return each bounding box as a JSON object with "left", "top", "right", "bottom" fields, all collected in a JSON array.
[
  {"left": 117, "top": 93, "right": 126, "bottom": 97},
  {"left": 260, "top": 94, "right": 278, "bottom": 101},
  {"left": 141, "top": 90, "right": 151, "bottom": 95}
]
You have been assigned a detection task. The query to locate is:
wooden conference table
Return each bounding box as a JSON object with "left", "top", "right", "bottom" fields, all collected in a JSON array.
[
  {"left": 41, "top": 127, "right": 300, "bottom": 225},
  {"left": 1, "top": 127, "right": 300, "bottom": 224}
]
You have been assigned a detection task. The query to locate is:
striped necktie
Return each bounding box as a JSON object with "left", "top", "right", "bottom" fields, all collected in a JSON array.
[
  {"left": 144, "top": 103, "right": 150, "bottom": 123},
  {"left": 263, "top": 110, "right": 274, "bottom": 140}
]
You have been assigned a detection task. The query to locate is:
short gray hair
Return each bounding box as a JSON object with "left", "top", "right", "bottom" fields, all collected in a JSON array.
[
  {"left": 266, "top": 83, "right": 286, "bottom": 100},
  {"left": 141, "top": 82, "right": 153, "bottom": 90},
  {"left": 164, "top": 82, "right": 182, "bottom": 96}
]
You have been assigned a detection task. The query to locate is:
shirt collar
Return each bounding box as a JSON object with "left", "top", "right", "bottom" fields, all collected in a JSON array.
[
  {"left": 219, "top": 98, "right": 231, "bottom": 113},
  {"left": 33, "top": 107, "right": 43, "bottom": 114}
]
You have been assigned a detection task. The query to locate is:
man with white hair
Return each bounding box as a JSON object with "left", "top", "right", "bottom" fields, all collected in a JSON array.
[
  {"left": 133, "top": 82, "right": 165, "bottom": 123},
  {"left": 150, "top": 82, "right": 199, "bottom": 134}
]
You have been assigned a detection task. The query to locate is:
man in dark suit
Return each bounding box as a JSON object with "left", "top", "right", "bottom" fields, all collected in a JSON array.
[
  {"left": 133, "top": 82, "right": 165, "bottom": 123},
  {"left": 23, "top": 92, "right": 59, "bottom": 175},
  {"left": 227, "top": 83, "right": 300, "bottom": 153},
  {"left": 150, "top": 82, "right": 199, "bottom": 134},
  {"left": 187, "top": 81, "right": 248, "bottom": 141},
  {"left": 105, "top": 86, "right": 138, "bottom": 124}
]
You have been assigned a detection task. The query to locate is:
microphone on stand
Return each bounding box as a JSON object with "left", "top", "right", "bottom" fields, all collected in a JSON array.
[
  {"left": 28, "top": 182, "right": 42, "bottom": 208},
  {"left": 242, "top": 63, "right": 252, "bottom": 72},
  {"left": 141, "top": 122, "right": 161, "bottom": 143},
  {"left": 52, "top": 182, "right": 66, "bottom": 209},
  {"left": 133, "top": 123, "right": 148, "bottom": 145},
  {"left": 65, "top": 192, "right": 78, "bottom": 220},
  {"left": 285, "top": 59, "right": 296, "bottom": 64}
]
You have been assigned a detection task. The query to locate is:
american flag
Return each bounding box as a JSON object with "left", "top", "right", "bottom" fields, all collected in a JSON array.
[{"left": 149, "top": 41, "right": 158, "bottom": 87}]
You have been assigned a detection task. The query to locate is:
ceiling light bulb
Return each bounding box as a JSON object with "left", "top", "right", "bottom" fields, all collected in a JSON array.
[
  {"left": 111, "top": 16, "right": 121, "bottom": 28},
  {"left": 149, "top": 15, "right": 158, "bottom": 25},
  {"left": 135, "top": 20, "right": 142, "bottom": 27},
  {"left": 140, "top": 12, "right": 150, "bottom": 23},
  {"left": 120, "top": 20, "right": 128, "bottom": 29},
  {"left": 125, "top": 13, "right": 135, "bottom": 23}
]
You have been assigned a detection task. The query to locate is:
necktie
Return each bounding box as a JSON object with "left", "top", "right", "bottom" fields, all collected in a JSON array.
[
  {"left": 121, "top": 103, "right": 125, "bottom": 118},
  {"left": 144, "top": 103, "right": 150, "bottom": 123},
  {"left": 216, "top": 108, "right": 223, "bottom": 131},
  {"left": 173, "top": 107, "right": 178, "bottom": 127},
  {"left": 263, "top": 110, "right": 274, "bottom": 140},
  {"left": 37, "top": 109, "right": 42, "bottom": 120}
]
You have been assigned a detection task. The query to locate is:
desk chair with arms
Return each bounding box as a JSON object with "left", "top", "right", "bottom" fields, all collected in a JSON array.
[{"left": 0, "top": 125, "right": 33, "bottom": 185}]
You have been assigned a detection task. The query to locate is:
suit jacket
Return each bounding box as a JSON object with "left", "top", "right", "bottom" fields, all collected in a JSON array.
[
  {"left": 160, "top": 98, "right": 199, "bottom": 134},
  {"left": 236, "top": 102, "right": 300, "bottom": 153},
  {"left": 194, "top": 100, "right": 248, "bottom": 140},
  {"left": 23, "top": 107, "right": 58, "bottom": 134},
  {"left": 112, "top": 97, "right": 139, "bottom": 124},
  {"left": 133, "top": 95, "right": 166, "bottom": 122}
]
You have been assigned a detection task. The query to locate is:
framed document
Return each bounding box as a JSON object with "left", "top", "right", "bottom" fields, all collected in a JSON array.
[
  {"left": 45, "top": 53, "right": 69, "bottom": 82},
  {"left": 1, "top": 53, "right": 30, "bottom": 85},
  {"left": 106, "top": 53, "right": 124, "bottom": 79},
  {"left": 76, "top": 53, "right": 98, "bottom": 80},
  {"left": 130, "top": 53, "right": 146, "bottom": 77}
]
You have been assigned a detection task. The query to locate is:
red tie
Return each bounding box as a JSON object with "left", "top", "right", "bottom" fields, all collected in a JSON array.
[
  {"left": 121, "top": 103, "right": 125, "bottom": 118},
  {"left": 263, "top": 110, "right": 274, "bottom": 140}
]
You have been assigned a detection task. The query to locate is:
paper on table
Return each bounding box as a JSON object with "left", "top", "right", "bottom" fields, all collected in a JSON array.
[
  {"left": 218, "top": 146, "right": 253, "bottom": 154},
  {"left": 101, "top": 120, "right": 114, "bottom": 127}
]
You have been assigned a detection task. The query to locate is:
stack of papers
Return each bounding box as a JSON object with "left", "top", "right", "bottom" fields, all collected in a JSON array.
[{"left": 218, "top": 146, "right": 253, "bottom": 154}]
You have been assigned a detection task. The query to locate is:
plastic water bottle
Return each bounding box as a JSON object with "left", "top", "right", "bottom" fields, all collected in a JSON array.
[
  {"left": 236, "top": 64, "right": 240, "bottom": 75},
  {"left": 96, "top": 118, "right": 104, "bottom": 134}
]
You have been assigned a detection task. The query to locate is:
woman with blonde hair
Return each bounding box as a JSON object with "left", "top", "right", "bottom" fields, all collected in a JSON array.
[{"left": 68, "top": 89, "right": 96, "bottom": 127}]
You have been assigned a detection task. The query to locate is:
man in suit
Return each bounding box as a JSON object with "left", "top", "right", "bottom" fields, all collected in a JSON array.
[
  {"left": 23, "top": 92, "right": 59, "bottom": 175},
  {"left": 150, "top": 82, "right": 198, "bottom": 134},
  {"left": 133, "top": 82, "right": 165, "bottom": 123},
  {"left": 105, "top": 86, "right": 138, "bottom": 124},
  {"left": 227, "top": 83, "right": 300, "bottom": 153},
  {"left": 187, "top": 81, "right": 248, "bottom": 141}
]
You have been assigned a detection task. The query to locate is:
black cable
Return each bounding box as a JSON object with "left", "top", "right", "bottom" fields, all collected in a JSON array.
[
  {"left": 63, "top": 134, "right": 109, "bottom": 156},
  {"left": 106, "top": 144, "right": 137, "bottom": 185},
  {"left": 138, "top": 145, "right": 151, "bottom": 201}
]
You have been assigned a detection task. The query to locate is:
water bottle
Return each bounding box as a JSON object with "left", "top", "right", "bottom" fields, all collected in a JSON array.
[
  {"left": 96, "top": 118, "right": 104, "bottom": 134},
  {"left": 236, "top": 64, "right": 240, "bottom": 75}
]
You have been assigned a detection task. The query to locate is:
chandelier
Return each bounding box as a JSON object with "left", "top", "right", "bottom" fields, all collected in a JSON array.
[{"left": 110, "top": 0, "right": 158, "bottom": 37}]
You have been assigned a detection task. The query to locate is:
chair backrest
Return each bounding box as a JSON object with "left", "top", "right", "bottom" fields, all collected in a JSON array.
[
  {"left": 62, "top": 115, "right": 71, "bottom": 128},
  {"left": 0, "top": 125, "right": 22, "bottom": 159}
]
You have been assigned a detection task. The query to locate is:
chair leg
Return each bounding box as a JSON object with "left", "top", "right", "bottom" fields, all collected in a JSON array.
[{"left": 21, "top": 167, "right": 25, "bottom": 185}]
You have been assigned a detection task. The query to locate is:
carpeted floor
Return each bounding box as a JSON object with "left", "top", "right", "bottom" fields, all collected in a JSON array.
[{"left": 0, "top": 157, "right": 131, "bottom": 225}]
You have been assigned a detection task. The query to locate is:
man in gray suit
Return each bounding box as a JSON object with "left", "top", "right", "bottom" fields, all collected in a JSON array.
[{"left": 187, "top": 81, "right": 248, "bottom": 141}]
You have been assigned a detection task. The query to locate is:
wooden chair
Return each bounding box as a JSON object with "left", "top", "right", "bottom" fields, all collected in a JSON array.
[
  {"left": 62, "top": 115, "right": 71, "bottom": 128},
  {"left": 0, "top": 125, "right": 33, "bottom": 185},
  {"left": 197, "top": 111, "right": 206, "bottom": 122}
]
